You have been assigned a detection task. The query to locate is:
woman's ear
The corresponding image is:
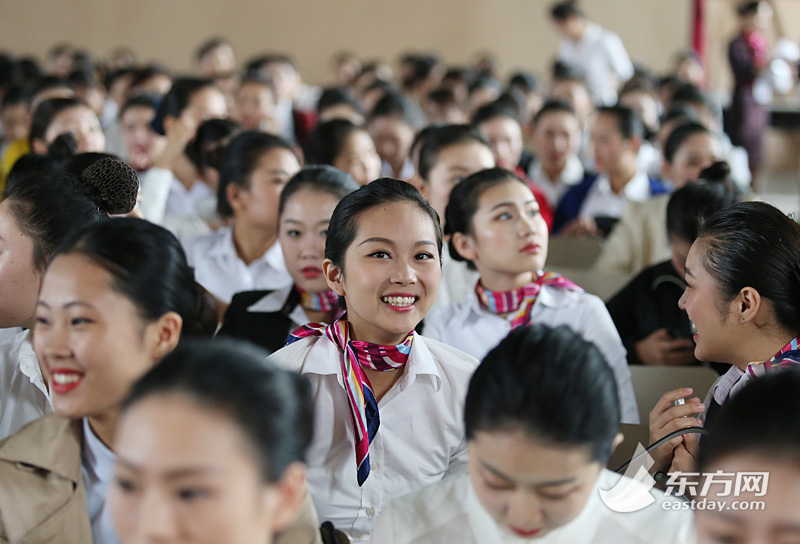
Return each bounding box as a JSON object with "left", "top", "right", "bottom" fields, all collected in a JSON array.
[
  {"left": 610, "top": 432, "right": 625, "bottom": 454},
  {"left": 162, "top": 115, "right": 176, "bottom": 136},
  {"left": 146, "top": 311, "right": 183, "bottom": 361},
  {"left": 31, "top": 138, "right": 49, "bottom": 155},
  {"left": 322, "top": 258, "right": 345, "bottom": 297},
  {"left": 268, "top": 462, "right": 308, "bottom": 534},
  {"left": 738, "top": 286, "right": 762, "bottom": 324},
  {"left": 226, "top": 182, "right": 246, "bottom": 215},
  {"left": 451, "top": 232, "right": 478, "bottom": 263}
]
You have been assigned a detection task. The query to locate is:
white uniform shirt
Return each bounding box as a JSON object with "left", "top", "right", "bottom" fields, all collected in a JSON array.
[
  {"left": 380, "top": 158, "right": 415, "bottom": 181},
  {"left": 429, "top": 246, "right": 480, "bottom": 313},
  {"left": 424, "top": 285, "right": 639, "bottom": 423},
  {"left": 81, "top": 418, "right": 120, "bottom": 544},
  {"left": 527, "top": 155, "right": 585, "bottom": 209},
  {"left": 371, "top": 470, "right": 695, "bottom": 544},
  {"left": 579, "top": 170, "right": 652, "bottom": 220},
  {"left": 269, "top": 334, "right": 479, "bottom": 544},
  {"left": 558, "top": 23, "right": 634, "bottom": 106},
  {"left": 0, "top": 330, "right": 52, "bottom": 440},
  {"left": 183, "top": 226, "right": 292, "bottom": 304}
]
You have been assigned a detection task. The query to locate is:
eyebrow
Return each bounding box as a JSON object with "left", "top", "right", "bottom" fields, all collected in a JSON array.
[
  {"left": 357, "top": 237, "right": 436, "bottom": 248},
  {"left": 490, "top": 199, "right": 537, "bottom": 212},
  {"left": 283, "top": 218, "right": 331, "bottom": 226},
  {"left": 479, "top": 459, "right": 577, "bottom": 488},
  {"left": 684, "top": 266, "right": 695, "bottom": 279},
  {"left": 36, "top": 301, "right": 94, "bottom": 309},
  {"left": 117, "top": 458, "right": 221, "bottom": 479}
]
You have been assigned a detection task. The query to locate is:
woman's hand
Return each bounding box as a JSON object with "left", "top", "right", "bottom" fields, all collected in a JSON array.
[
  {"left": 635, "top": 329, "right": 696, "bottom": 366},
  {"left": 558, "top": 216, "right": 602, "bottom": 238},
  {"left": 153, "top": 114, "right": 198, "bottom": 170},
  {"left": 648, "top": 387, "right": 704, "bottom": 472}
]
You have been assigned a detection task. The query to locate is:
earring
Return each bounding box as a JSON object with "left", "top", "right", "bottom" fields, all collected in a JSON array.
[{"left": 742, "top": 317, "right": 746, "bottom": 322}]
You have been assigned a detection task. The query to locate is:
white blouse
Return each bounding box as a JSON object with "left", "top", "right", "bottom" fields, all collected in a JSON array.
[
  {"left": 81, "top": 418, "right": 120, "bottom": 544},
  {"left": 0, "top": 330, "right": 52, "bottom": 440},
  {"left": 371, "top": 470, "right": 695, "bottom": 544},
  {"left": 269, "top": 334, "right": 479, "bottom": 544},
  {"left": 183, "top": 226, "right": 292, "bottom": 304},
  {"left": 424, "top": 285, "right": 639, "bottom": 424}
]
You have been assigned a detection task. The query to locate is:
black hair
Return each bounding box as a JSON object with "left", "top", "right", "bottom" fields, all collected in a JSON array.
[
  {"left": 471, "top": 101, "right": 518, "bottom": 127},
  {"left": 184, "top": 118, "right": 241, "bottom": 173},
  {"left": 508, "top": 71, "right": 540, "bottom": 94},
  {"left": 325, "top": 177, "right": 443, "bottom": 272},
  {"left": 551, "top": 1, "right": 584, "bottom": 21},
  {"left": 238, "top": 72, "right": 277, "bottom": 98},
  {"left": 427, "top": 88, "right": 460, "bottom": 108},
  {"left": 533, "top": 99, "right": 577, "bottom": 125},
  {"left": 663, "top": 121, "right": 711, "bottom": 164},
  {"left": 316, "top": 87, "right": 362, "bottom": 116},
  {"left": 417, "top": 124, "right": 489, "bottom": 182},
  {"left": 465, "top": 324, "right": 620, "bottom": 463},
  {"left": 671, "top": 84, "right": 715, "bottom": 115},
  {"left": 698, "top": 368, "right": 800, "bottom": 472},
  {"left": 369, "top": 91, "right": 415, "bottom": 127},
  {"left": 68, "top": 69, "right": 100, "bottom": 90},
  {"left": 30, "top": 77, "right": 74, "bottom": 105},
  {"left": 152, "top": 78, "right": 217, "bottom": 136},
  {"left": 127, "top": 65, "right": 171, "bottom": 93},
  {"left": 493, "top": 92, "right": 526, "bottom": 122},
  {"left": 123, "top": 338, "right": 313, "bottom": 482},
  {"left": 278, "top": 165, "right": 359, "bottom": 218},
  {"left": 217, "top": 130, "right": 295, "bottom": 218},
  {"left": 1, "top": 85, "right": 31, "bottom": 109},
  {"left": 304, "top": 119, "right": 365, "bottom": 166},
  {"left": 697, "top": 202, "right": 800, "bottom": 334},
  {"left": 245, "top": 54, "right": 297, "bottom": 74},
  {"left": 119, "top": 93, "right": 160, "bottom": 119},
  {"left": 595, "top": 105, "right": 644, "bottom": 140},
  {"left": 195, "top": 37, "right": 232, "bottom": 62},
  {"left": 54, "top": 217, "right": 215, "bottom": 338},
  {"left": 666, "top": 163, "right": 739, "bottom": 242},
  {"left": 737, "top": 1, "right": 762, "bottom": 17},
  {"left": 3, "top": 157, "right": 138, "bottom": 271},
  {"left": 659, "top": 105, "right": 699, "bottom": 127},
  {"left": 29, "top": 97, "right": 88, "bottom": 147},
  {"left": 445, "top": 167, "right": 528, "bottom": 270},
  {"left": 403, "top": 55, "right": 439, "bottom": 90},
  {"left": 468, "top": 75, "right": 502, "bottom": 98}
]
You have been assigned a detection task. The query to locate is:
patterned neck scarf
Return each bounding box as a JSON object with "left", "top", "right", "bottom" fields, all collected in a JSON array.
[
  {"left": 286, "top": 317, "right": 413, "bottom": 486},
  {"left": 475, "top": 272, "right": 582, "bottom": 329},
  {"left": 728, "top": 336, "right": 800, "bottom": 399},
  {"left": 295, "top": 286, "right": 339, "bottom": 313}
]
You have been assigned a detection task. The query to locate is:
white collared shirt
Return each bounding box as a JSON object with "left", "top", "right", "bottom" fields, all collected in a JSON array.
[
  {"left": 429, "top": 245, "right": 480, "bottom": 313},
  {"left": 380, "top": 158, "right": 415, "bottom": 181},
  {"left": 269, "top": 334, "right": 479, "bottom": 544},
  {"left": 183, "top": 226, "right": 292, "bottom": 304},
  {"left": 371, "top": 470, "right": 695, "bottom": 544},
  {"left": 527, "top": 155, "right": 585, "bottom": 209},
  {"left": 558, "top": 22, "right": 634, "bottom": 106},
  {"left": 579, "top": 170, "right": 652, "bottom": 220},
  {"left": 245, "top": 283, "right": 311, "bottom": 328},
  {"left": 424, "top": 285, "right": 639, "bottom": 424},
  {"left": 0, "top": 330, "right": 52, "bottom": 440},
  {"left": 82, "top": 418, "right": 120, "bottom": 544}
]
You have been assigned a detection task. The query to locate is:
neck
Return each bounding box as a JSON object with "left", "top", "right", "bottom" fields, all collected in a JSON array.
[
  {"left": 347, "top": 319, "right": 409, "bottom": 346},
  {"left": 733, "top": 329, "right": 797, "bottom": 371},
  {"left": 542, "top": 160, "right": 567, "bottom": 182},
  {"left": 232, "top": 223, "right": 277, "bottom": 266},
  {"left": 87, "top": 411, "right": 118, "bottom": 451},
  {"left": 389, "top": 157, "right": 406, "bottom": 177},
  {"left": 304, "top": 308, "right": 333, "bottom": 324},
  {"left": 479, "top": 270, "right": 537, "bottom": 292},
  {"left": 172, "top": 155, "right": 198, "bottom": 190},
  {"left": 607, "top": 162, "right": 637, "bottom": 194}
]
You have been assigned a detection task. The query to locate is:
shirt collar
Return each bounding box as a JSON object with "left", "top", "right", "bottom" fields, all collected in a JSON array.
[
  {"left": 465, "top": 281, "right": 570, "bottom": 320},
  {"left": 82, "top": 418, "right": 116, "bottom": 484},
  {"left": 209, "top": 227, "right": 287, "bottom": 272},
  {"left": 16, "top": 330, "right": 47, "bottom": 398},
  {"left": 531, "top": 156, "right": 584, "bottom": 186},
  {"left": 246, "top": 284, "right": 294, "bottom": 313}
]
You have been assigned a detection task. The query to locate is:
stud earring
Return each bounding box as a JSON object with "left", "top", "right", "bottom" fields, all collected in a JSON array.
[{"left": 742, "top": 317, "right": 746, "bottom": 322}]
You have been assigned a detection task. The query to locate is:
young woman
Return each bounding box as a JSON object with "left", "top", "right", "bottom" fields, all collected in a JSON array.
[
  {"left": 424, "top": 168, "right": 638, "bottom": 423},
  {"left": 695, "top": 368, "right": 800, "bottom": 544},
  {"left": 29, "top": 97, "right": 106, "bottom": 155},
  {"left": 110, "top": 339, "right": 316, "bottom": 544},
  {"left": 269, "top": 178, "right": 479, "bottom": 543},
  {"left": 0, "top": 219, "right": 213, "bottom": 543},
  {"left": 0, "top": 157, "right": 138, "bottom": 440},
  {"left": 649, "top": 201, "right": 800, "bottom": 473},
  {"left": 607, "top": 169, "right": 740, "bottom": 367},
  {"left": 183, "top": 130, "right": 300, "bottom": 306},
  {"left": 119, "top": 94, "right": 166, "bottom": 173},
  {"left": 219, "top": 165, "right": 359, "bottom": 351},
  {"left": 372, "top": 324, "right": 694, "bottom": 543},
  {"left": 304, "top": 119, "right": 381, "bottom": 186},
  {"left": 595, "top": 122, "right": 724, "bottom": 275}
]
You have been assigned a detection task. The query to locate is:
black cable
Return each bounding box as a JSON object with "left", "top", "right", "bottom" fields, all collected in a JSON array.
[{"left": 614, "top": 426, "right": 710, "bottom": 473}]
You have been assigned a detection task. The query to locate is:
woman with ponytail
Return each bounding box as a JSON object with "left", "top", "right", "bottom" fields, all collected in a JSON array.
[
  {"left": 424, "top": 167, "right": 639, "bottom": 423},
  {"left": 0, "top": 157, "right": 139, "bottom": 439}
]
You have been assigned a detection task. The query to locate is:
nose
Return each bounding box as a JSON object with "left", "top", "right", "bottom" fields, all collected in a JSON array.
[
  {"left": 505, "top": 490, "right": 544, "bottom": 532},
  {"left": 678, "top": 289, "right": 687, "bottom": 311},
  {"left": 299, "top": 233, "right": 322, "bottom": 258},
  {"left": 138, "top": 489, "right": 178, "bottom": 541},
  {"left": 390, "top": 258, "right": 417, "bottom": 285},
  {"left": 37, "top": 321, "right": 71, "bottom": 362},
  {"left": 553, "top": 135, "right": 567, "bottom": 153}
]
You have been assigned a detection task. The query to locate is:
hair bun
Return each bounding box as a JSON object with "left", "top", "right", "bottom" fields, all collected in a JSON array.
[
  {"left": 81, "top": 158, "right": 139, "bottom": 215},
  {"left": 699, "top": 161, "right": 731, "bottom": 184}
]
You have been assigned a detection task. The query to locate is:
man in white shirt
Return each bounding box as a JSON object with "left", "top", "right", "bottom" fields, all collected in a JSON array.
[{"left": 550, "top": 1, "right": 634, "bottom": 106}]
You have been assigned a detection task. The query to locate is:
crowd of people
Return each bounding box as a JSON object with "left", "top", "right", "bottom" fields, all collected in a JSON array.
[{"left": 0, "top": 0, "right": 799, "bottom": 543}]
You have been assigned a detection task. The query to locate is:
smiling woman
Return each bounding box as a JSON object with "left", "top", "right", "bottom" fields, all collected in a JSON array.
[{"left": 269, "top": 178, "right": 480, "bottom": 544}]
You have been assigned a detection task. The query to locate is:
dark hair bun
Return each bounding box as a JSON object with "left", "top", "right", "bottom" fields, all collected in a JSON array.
[
  {"left": 698, "top": 161, "right": 731, "bottom": 184},
  {"left": 81, "top": 158, "right": 139, "bottom": 215}
]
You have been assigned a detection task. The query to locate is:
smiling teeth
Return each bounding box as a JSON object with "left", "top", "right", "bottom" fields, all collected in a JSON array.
[
  {"left": 382, "top": 296, "right": 416, "bottom": 307},
  {"left": 53, "top": 374, "right": 81, "bottom": 385}
]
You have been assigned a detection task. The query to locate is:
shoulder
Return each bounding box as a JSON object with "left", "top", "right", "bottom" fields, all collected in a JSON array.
[
  {"left": 268, "top": 335, "right": 324, "bottom": 372},
  {"left": 540, "top": 283, "right": 604, "bottom": 309},
  {"left": 416, "top": 335, "right": 480, "bottom": 374},
  {"left": 183, "top": 227, "right": 227, "bottom": 256},
  {"left": 424, "top": 299, "right": 473, "bottom": 336},
  {"left": 0, "top": 330, "right": 29, "bottom": 373},
  {"left": 0, "top": 414, "right": 81, "bottom": 468}
]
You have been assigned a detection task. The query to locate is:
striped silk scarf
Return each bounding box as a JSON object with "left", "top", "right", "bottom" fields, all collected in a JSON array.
[
  {"left": 728, "top": 336, "right": 800, "bottom": 399},
  {"left": 296, "top": 286, "right": 339, "bottom": 313},
  {"left": 475, "top": 272, "right": 582, "bottom": 329},
  {"left": 286, "top": 317, "right": 413, "bottom": 486}
]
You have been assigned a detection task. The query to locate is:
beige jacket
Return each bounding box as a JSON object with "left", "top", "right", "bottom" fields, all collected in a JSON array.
[{"left": 0, "top": 415, "right": 321, "bottom": 544}]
